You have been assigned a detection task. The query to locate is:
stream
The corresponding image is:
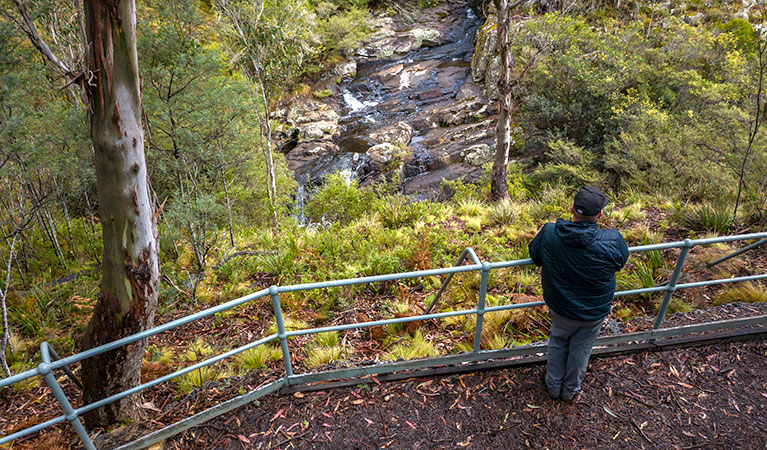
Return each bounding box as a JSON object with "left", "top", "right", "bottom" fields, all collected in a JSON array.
[{"left": 282, "top": 1, "right": 494, "bottom": 216}]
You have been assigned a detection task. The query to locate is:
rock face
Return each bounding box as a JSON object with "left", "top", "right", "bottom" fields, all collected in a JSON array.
[
  {"left": 370, "top": 122, "right": 413, "bottom": 147},
  {"left": 277, "top": 1, "right": 497, "bottom": 199}
]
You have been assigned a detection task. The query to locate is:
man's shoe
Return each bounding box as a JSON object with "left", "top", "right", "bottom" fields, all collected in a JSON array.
[{"left": 560, "top": 390, "right": 579, "bottom": 402}]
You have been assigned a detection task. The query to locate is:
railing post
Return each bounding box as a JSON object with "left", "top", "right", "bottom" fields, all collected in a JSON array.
[
  {"left": 39, "top": 344, "right": 96, "bottom": 450},
  {"left": 473, "top": 262, "right": 491, "bottom": 353},
  {"left": 653, "top": 239, "right": 693, "bottom": 329},
  {"left": 270, "top": 286, "right": 294, "bottom": 379}
]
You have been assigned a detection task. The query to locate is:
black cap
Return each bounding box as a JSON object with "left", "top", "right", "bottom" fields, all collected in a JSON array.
[{"left": 573, "top": 186, "right": 608, "bottom": 216}]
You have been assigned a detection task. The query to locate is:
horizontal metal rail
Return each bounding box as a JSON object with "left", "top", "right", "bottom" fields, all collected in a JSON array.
[{"left": 1, "top": 232, "right": 766, "bottom": 449}]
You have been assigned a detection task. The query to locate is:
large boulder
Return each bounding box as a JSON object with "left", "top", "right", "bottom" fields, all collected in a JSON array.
[
  {"left": 369, "top": 122, "right": 413, "bottom": 147},
  {"left": 285, "top": 100, "right": 341, "bottom": 142},
  {"left": 286, "top": 100, "right": 340, "bottom": 124},
  {"left": 410, "top": 28, "right": 442, "bottom": 47},
  {"left": 298, "top": 121, "right": 339, "bottom": 141},
  {"left": 366, "top": 142, "right": 409, "bottom": 164},
  {"left": 461, "top": 144, "right": 494, "bottom": 166},
  {"left": 334, "top": 61, "right": 357, "bottom": 80}
]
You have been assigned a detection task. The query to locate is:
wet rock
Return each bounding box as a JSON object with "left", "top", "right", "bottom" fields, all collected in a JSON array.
[
  {"left": 403, "top": 151, "right": 442, "bottom": 179},
  {"left": 461, "top": 143, "right": 494, "bottom": 166},
  {"left": 417, "top": 88, "right": 446, "bottom": 101},
  {"left": 372, "top": 64, "right": 405, "bottom": 86},
  {"left": 370, "top": 122, "right": 413, "bottom": 147},
  {"left": 429, "top": 97, "right": 486, "bottom": 126},
  {"left": 277, "top": 1, "right": 492, "bottom": 198},
  {"left": 286, "top": 142, "right": 338, "bottom": 175},
  {"left": 402, "top": 165, "right": 483, "bottom": 200}
]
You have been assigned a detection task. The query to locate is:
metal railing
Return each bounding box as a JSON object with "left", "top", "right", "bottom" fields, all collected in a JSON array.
[{"left": 1, "top": 232, "right": 766, "bottom": 449}]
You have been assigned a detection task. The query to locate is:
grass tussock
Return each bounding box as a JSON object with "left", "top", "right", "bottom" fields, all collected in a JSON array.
[
  {"left": 384, "top": 330, "right": 439, "bottom": 361},
  {"left": 680, "top": 204, "right": 732, "bottom": 234},
  {"left": 237, "top": 345, "right": 283, "bottom": 370},
  {"left": 714, "top": 282, "right": 767, "bottom": 305}
]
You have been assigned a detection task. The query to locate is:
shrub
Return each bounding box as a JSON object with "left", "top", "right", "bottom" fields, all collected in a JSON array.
[
  {"left": 306, "top": 173, "right": 375, "bottom": 225},
  {"left": 457, "top": 197, "right": 487, "bottom": 218},
  {"left": 608, "top": 203, "right": 646, "bottom": 225},
  {"left": 485, "top": 334, "right": 508, "bottom": 350},
  {"left": 375, "top": 195, "right": 426, "bottom": 228},
  {"left": 177, "top": 339, "right": 221, "bottom": 394},
  {"left": 616, "top": 252, "right": 667, "bottom": 302},
  {"left": 317, "top": 6, "right": 372, "bottom": 54},
  {"left": 664, "top": 297, "right": 693, "bottom": 314},
  {"left": 314, "top": 331, "right": 339, "bottom": 347}
]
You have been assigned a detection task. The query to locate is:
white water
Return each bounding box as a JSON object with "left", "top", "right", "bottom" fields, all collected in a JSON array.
[
  {"left": 399, "top": 71, "right": 411, "bottom": 90},
  {"left": 342, "top": 89, "right": 379, "bottom": 112}
]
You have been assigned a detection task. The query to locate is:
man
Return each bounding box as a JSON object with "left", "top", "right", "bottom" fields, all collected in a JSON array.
[{"left": 528, "top": 186, "right": 629, "bottom": 402}]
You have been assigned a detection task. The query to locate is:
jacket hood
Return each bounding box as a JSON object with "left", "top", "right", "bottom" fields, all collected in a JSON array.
[{"left": 554, "top": 218, "right": 599, "bottom": 247}]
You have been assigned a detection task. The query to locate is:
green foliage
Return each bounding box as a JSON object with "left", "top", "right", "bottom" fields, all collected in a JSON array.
[
  {"left": 303, "top": 331, "right": 343, "bottom": 368},
  {"left": 720, "top": 18, "right": 758, "bottom": 51},
  {"left": 306, "top": 174, "right": 376, "bottom": 224},
  {"left": 303, "top": 345, "right": 343, "bottom": 368},
  {"left": 384, "top": 330, "right": 439, "bottom": 361},
  {"left": 513, "top": 15, "right": 766, "bottom": 203},
  {"left": 530, "top": 140, "right": 604, "bottom": 189},
  {"left": 488, "top": 199, "right": 525, "bottom": 227},
  {"left": 237, "top": 345, "right": 283, "bottom": 370},
  {"left": 177, "top": 339, "right": 221, "bottom": 394},
  {"left": 665, "top": 297, "right": 694, "bottom": 314},
  {"left": 316, "top": 5, "right": 372, "bottom": 54},
  {"left": 374, "top": 195, "right": 428, "bottom": 229},
  {"left": 620, "top": 224, "right": 662, "bottom": 246},
  {"left": 679, "top": 204, "right": 732, "bottom": 234}
]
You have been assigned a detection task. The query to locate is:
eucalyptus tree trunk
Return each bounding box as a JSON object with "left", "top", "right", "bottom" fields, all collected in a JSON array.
[
  {"left": 80, "top": 0, "right": 159, "bottom": 429},
  {"left": 490, "top": 0, "right": 513, "bottom": 201}
]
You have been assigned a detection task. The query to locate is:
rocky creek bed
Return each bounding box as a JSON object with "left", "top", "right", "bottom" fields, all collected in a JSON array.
[{"left": 276, "top": 0, "right": 498, "bottom": 200}]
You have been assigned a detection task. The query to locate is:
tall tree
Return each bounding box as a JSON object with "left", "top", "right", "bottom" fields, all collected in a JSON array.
[
  {"left": 216, "top": 0, "right": 315, "bottom": 224},
  {"left": 490, "top": 0, "right": 518, "bottom": 201},
  {"left": 490, "top": 0, "right": 569, "bottom": 200},
  {"left": 79, "top": 0, "right": 159, "bottom": 428},
  {"left": 6, "top": 0, "right": 159, "bottom": 428}
]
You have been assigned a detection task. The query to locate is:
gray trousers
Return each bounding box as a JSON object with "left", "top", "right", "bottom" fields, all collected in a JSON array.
[{"left": 545, "top": 309, "right": 605, "bottom": 398}]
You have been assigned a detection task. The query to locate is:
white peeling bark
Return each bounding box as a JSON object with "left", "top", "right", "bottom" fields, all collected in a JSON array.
[
  {"left": 81, "top": 0, "right": 159, "bottom": 429},
  {"left": 491, "top": 0, "right": 513, "bottom": 201}
]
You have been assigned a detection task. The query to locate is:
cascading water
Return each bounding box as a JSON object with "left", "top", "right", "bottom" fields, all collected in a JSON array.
[{"left": 289, "top": 2, "right": 486, "bottom": 223}]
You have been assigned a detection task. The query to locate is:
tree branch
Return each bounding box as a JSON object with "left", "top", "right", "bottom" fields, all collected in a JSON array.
[{"left": 8, "top": 0, "right": 72, "bottom": 77}]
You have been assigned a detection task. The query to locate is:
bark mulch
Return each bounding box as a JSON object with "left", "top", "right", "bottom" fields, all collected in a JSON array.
[{"left": 169, "top": 338, "right": 767, "bottom": 450}]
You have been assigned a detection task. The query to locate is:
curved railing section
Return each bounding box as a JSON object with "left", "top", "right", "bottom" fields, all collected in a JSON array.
[{"left": 1, "top": 232, "right": 766, "bottom": 449}]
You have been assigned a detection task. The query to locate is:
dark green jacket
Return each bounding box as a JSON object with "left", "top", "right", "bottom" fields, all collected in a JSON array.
[{"left": 528, "top": 219, "right": 629, "bottom": 321}]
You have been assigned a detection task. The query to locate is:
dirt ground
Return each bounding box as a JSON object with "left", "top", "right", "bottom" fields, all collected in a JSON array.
[{"left": 167, "top": 338, "right": 767, "bottom": 450}]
